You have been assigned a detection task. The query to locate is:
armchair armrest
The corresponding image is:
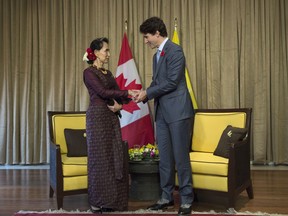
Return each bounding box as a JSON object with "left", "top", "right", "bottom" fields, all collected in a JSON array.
[
  {"left": 50, "top": 141, "right": 63, "bottom": 192},
  {"left": 228, "top": 139, "right": 251, "bottom": 189}
]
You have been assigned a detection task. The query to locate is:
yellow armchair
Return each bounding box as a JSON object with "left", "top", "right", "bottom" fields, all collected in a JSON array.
[
  {"left": 48, "top": 111, "right": 88, "bottom": 209},
  {"left": 177, "top": 108, "right": 253, "bottom": 208}
]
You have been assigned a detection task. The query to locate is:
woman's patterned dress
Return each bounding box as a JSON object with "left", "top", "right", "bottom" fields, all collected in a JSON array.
[{"left": 83, "top": 66, "right": 129, "bottom": 211}]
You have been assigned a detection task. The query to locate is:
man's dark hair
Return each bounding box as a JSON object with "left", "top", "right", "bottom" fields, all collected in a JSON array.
[{"left": 140, "top": 17, "right": 168, "bottom": 37}]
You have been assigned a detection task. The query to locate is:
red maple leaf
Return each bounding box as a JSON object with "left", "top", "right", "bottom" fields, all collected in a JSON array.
[{"left": 116, "top": 73, "right": 142, "bottom": 114}]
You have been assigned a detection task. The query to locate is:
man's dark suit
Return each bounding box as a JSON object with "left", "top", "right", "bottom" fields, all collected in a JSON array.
[{"left": 146, "top": 39, "right": 194, "bottom": 205}]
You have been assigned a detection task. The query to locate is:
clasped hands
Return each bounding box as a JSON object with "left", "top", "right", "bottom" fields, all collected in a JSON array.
[
  {"left": 107, "top": 89, "right": 147, "bottom": 113},
  {"left": 128, "top": 89, "right": 147, "bottom": 103}
]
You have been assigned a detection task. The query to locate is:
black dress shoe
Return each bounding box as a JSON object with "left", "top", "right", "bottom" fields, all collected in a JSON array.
[
  {"left": 148, "top": 200, "right": 174, "bottom": 210},
  {"left": 178, "top": 204, "right": 192, "bottom": 215}
]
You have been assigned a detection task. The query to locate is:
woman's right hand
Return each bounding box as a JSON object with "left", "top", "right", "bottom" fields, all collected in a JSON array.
[
  {"left": 107, "top": 99, "right": 122, "bottom": 113},
  {"left": 128, "top": 90, "right": 140, "bottom": 100}
]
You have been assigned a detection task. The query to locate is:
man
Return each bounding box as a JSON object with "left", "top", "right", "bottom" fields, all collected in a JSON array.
[{"left": 136, "top": 17, "right": 194, "bottom": 216}]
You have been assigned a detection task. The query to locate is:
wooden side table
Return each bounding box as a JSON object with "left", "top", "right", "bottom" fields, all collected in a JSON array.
[{"left": 128, "top": 160, "right": 161, "bottom": 201}]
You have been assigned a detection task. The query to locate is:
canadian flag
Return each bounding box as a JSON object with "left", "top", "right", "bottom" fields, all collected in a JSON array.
[{"left": 116, "top": 33, "right": 155, "bottom": 148}]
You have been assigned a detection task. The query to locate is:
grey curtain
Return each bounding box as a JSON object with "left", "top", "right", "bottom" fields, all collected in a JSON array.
[{"left": 0, "top": 0, "right": 287, "bottom": 164}]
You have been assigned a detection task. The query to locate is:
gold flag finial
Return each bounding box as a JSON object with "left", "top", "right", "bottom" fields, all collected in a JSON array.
[
  {"left": 125, "top": 20, "right": 128, "bottom": 31},
  {"left": 174, "top": 18, "right": 178, "bottom": 30}
]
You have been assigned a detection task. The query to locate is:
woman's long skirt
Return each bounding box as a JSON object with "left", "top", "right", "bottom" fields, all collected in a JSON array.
[{"left": 86, "top": 104, "right": 128, "bottom": 211}]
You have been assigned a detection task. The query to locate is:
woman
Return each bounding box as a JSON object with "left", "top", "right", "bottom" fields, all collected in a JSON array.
[{"left": 83, "top": 37, "right": 134, "bottom": 213}]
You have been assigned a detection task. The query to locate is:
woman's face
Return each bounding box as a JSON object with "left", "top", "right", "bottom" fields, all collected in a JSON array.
[{"left": 95, "top": 42, "right": 110, "bottom": 64}]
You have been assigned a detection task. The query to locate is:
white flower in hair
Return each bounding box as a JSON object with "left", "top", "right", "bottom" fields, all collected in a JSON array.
[{"left": 83, "top": 52, "right": 89, "bottom": 62}]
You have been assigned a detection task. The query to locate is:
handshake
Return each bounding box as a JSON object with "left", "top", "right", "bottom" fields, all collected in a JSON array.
[
  {"left": 128, "top": 89, "right": 147, "bottom": 103},
  {"left": 107, "top": 89, "right": 147, "bottom": 114}
]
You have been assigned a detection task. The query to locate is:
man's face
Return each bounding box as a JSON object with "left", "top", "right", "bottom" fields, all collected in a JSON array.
[{"left": 142, "top": 31, "right": 160, "bottom": 49}]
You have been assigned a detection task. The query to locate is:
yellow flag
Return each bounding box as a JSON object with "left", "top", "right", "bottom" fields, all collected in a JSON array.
[{"left": 172, "top": 29, "right": 198, "bottom": 109}]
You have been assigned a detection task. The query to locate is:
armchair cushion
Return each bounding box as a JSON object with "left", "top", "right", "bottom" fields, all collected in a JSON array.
[
  {"left": 61, "top": 154, "right": 88, "bottom": 176},
  {"left": 64, "top": 129, "right": 87, "bottom": 157},
  {"left": 190, "top": 152, "right": 228, "bottom": 176},
  {"left": 52, "top": 113, "right": 86, "bottom": 154},
  {"left": 213, "top": 125, "right": 248, "bottom": 158},
  {"left": 191, "top": 112, "right": 247, "bottom": 153}
]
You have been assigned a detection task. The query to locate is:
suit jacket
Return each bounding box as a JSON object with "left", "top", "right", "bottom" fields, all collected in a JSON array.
[{"left": 146, "top": 39, "right": 194, "bottom": 123}]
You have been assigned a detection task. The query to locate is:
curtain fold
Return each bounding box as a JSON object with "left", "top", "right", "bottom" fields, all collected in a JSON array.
[{"left": 0, "top": 0, "right": 287, "bottom": 165}]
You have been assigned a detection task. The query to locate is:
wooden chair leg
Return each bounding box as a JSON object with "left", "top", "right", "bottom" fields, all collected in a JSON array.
[
  {"left": 56, "top": 194, "right": 63, "bottom": 209},
  {"left": 194, "top": 191, "right": 199, "bottom": 202},
  {"left": 246, "top": 184, "right": 254, "bottom": 199},
  {"left": 49, "top": 186, "right": 54, "bottom": 198},
  {"left": 227, "top": 193, "right": 236, "bottom": 209}
]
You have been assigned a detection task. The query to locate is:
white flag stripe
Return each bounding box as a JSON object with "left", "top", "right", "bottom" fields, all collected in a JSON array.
[
  {"left": 119, "top": 102, "right": 149, "bottom": 128},
  {"left": 116, "top": 59, "right": 141, "bottom": 86}
]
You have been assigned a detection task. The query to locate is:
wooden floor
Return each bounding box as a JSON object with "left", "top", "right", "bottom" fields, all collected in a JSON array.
[{"left": 0, "top": 167, "right": 288, "bottom": 216}]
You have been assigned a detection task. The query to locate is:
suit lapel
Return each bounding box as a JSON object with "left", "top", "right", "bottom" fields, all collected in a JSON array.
[
  {"left": 154, "top": 40, "right": 171, "bottom": 79},
  {"left": 153, "top": 54, "right": 157, "bottom": 75}
]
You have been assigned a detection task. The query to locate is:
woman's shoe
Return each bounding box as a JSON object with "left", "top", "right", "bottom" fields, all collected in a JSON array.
[
  {"left": 90, "top": 206, "right": 102, "bottom": 214},
  {"left": 101, "top": 207, "right": 114, "bottom": 212}
]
